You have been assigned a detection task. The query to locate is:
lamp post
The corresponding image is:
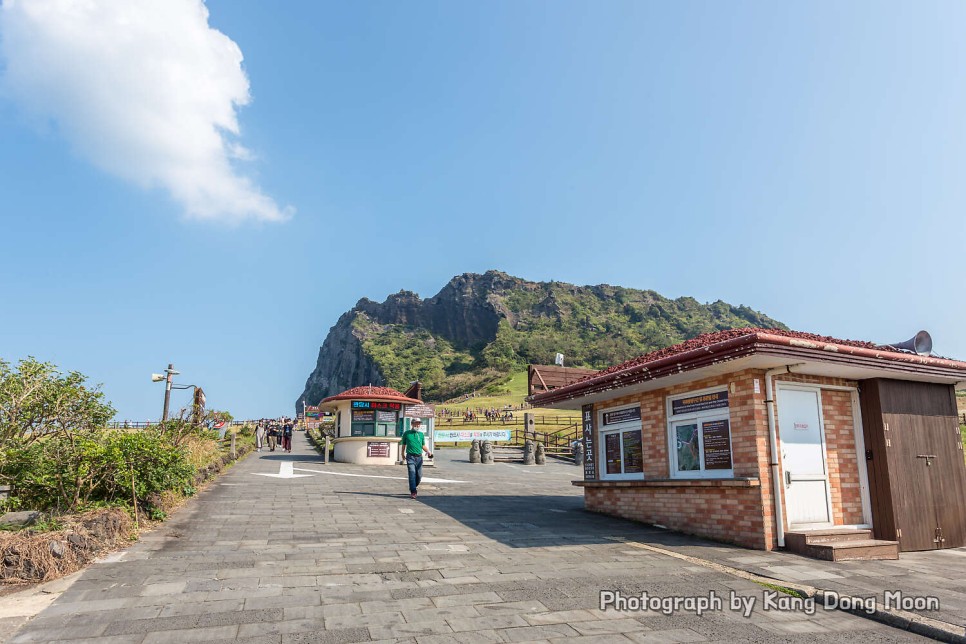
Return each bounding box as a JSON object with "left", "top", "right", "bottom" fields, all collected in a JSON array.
[{"left": 151, "top": 364, "right": 196, "bottom": 422}]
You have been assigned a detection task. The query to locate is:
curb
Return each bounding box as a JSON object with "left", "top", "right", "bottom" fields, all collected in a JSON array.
[{"left": 606, "top": 537, "right": 966, "bottom": 643}]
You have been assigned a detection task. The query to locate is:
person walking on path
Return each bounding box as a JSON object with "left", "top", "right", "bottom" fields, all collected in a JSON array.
[
  {"left": 282, "top": 420, "right": 293, "bottom": 453},
  {"left": 267, "top": 423, "right": 278, "bottom": 452},
  {"left": 401, "top": 419, "right": 432, "bottom": 499},
  {"left": 255, "top": 422, "right": 265, "bottom": 452}
]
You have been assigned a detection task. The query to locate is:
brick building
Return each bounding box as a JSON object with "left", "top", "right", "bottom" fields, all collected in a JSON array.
[{"left": 529, "top": 328, "right": 966, "bottom": 558}]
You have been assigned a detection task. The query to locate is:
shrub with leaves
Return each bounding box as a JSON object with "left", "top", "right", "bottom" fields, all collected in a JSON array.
[
  {"left": 0, "top": 357, "right": 115, "bottom": 448},
  {"left": 2, "top": 429, "right": 195, "bottom": 512}
]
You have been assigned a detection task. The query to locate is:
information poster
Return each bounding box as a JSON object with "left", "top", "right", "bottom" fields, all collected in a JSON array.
[
  {"left": 376, "top": 411, "right": 397, "bottom": 423},
  {"left": 367, "top": 442, "right": 390, "bottom": 458},
  {"left": 701, "top": 419, "right": 732, "bottom": 470},
  {"left": 605, "top": 433, "right": 622, "bottom": 475},
  {"left": 675, "top": 423, "right": 700, "bottom": 471},
  {"left": 582, "top": 404, "right": 597, "bottom": 480},
  {"left": 621, "top": 430, "right": 644, "bottom": 474},
  {"left": 404, "top": 404, "right": 435, "bottom": 418},
  {"left": 352, "top": 410, "right": 375, "bottom": 422}
]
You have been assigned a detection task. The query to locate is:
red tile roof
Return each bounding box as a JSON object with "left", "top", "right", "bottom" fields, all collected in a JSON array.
[
  {"left": 531, "top": 327, "right": 966, "bottom": 407},
  {"left": 589, "top": 328, "right": 878, "bottom": 380},
  {"left": 321, "top": 385, "right": 422, "bottom": 405}
]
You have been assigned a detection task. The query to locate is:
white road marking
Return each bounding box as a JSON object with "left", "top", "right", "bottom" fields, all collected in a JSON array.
[
  {"left": 398, "top": 508, "right": 414, "bottom": 514},
  {"left": 502, "top": 464, "right": 543, "bottom": 473},
  {"left": 254, "top": 462, "right": 315, "bottom": 478},
  {"left": 292, "top": 467, "right": 465, "bottom": 484}
]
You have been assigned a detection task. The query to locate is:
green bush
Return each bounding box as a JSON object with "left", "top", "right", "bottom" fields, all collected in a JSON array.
[{"left": 0, "top": 429, "right": 195, "bottom": 512}]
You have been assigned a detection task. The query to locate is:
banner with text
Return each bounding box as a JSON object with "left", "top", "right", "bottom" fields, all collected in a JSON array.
[{"left": 434, "top": 429, "right": 512, "bottom": 442}]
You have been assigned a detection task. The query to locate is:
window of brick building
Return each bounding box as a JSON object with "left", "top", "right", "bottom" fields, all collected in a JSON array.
[
  {"left": 598, "top": 404, "right": 644, "bottom": 480},
  {"left": 666, "top": 387, "right": 734, "bottom": 479}
]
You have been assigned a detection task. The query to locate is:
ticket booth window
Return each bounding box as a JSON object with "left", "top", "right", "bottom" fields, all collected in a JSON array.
[
  {"left": 598, "top": 404, "right": 644, "bottom": 480},
  {"left": 351, "top": 409, "right": 398, "bottom": 437}
]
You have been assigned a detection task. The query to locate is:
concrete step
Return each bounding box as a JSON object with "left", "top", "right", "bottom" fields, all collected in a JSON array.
[
  {"left": 784, "top": 530, "right": 899, "bottom": 561},
  {"left": 786, "top": 529, "right": 873, "bottom": 548},
  {"left": 806, "top": 539, "right": 900, "bottom": 562}
]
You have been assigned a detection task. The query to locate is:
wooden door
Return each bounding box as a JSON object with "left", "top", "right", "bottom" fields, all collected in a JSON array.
[
  {"left": 886, "top": 414, "right": 966, "bottom": 549},
  {"left": 860, "top": 379, "right": 966, "bottom": 551},
  {"left": 884, "top": 414, "right": 940, "bottom": 550},
  {"left": 928, "top": 417, "right": 966, "bottom": 549}
]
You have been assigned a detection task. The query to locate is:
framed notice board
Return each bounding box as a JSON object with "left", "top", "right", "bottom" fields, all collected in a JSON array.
[{"left": 582, "top": 403, "right": 597, "bottom": 480}]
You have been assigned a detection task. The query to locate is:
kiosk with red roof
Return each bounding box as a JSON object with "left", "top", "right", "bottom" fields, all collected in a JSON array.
[{"left": 319, "top": 385, "right": 433, "bottom": 466}]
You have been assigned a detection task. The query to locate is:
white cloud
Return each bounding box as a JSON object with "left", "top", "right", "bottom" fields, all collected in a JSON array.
[{"left": 0, "top": 0, "right": 292, "bottom": 223}]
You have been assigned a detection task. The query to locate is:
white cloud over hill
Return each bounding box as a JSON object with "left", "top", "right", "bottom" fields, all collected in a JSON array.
[{"left": 0, "top": 0, "right": 292, "bottom": 223}]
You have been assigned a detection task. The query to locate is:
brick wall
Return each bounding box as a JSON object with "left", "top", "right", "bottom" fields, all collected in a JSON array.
[{"left": 584, "top": 484, "right": 768, "bottom": 549}]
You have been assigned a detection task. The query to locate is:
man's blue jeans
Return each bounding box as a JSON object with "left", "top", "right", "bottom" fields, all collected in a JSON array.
[{"left": 406, "top": 454, "right": 423, "bottom": 494}]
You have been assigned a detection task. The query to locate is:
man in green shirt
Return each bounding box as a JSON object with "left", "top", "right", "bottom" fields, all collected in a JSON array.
[{"left": 401, "top": 419, "right": 432, "bottom": 498}]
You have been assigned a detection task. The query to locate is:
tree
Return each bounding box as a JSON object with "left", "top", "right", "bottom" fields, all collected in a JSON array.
[
  {"left": 482, "top": 320, "right": 520, "bottom": 372},
  {"left": 0, "top": 357, "right": 115, "bottom": 448}
]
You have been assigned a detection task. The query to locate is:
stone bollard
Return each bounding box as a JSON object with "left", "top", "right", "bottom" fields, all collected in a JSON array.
[
  {"left": 523, "top": 440, "right": 536, "bottom": 465},
  {"left": 469, "top": 439, "right": 481, "bottom": 464},
  {"left": 323, "top": 436, "right": 331, "bottom": 464},
  {"left": 481, "top": 441, "right": 494, "bottom": 464},
  {"left": 573, "top": 442, "right": 585, "bottom": 466},
  {"left": 535, "top": 443, "right": 546, "bottom": 465}
]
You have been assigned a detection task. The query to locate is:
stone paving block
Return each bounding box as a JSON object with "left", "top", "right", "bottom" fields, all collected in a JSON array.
[
  {"left": 430, "top": 592, "right": 504, "bottom": 608},
  {"left": 140, "top": 624, "right": 240, "bottom": 643},
  {"left": 475, "top": 599, "right": 548, "bottom": 616},
  {"left": 570, "top": 618, "right": 647, "bottom": 635},
  {"left": 498, "top": 623, "right": 581, "bottom": 641},
  {"left": 623, "top": 629, "right": 707, "bottom": 643},
  {"left": 447, "top": 614, "right": 530, "bottom": 632},
  {"left": 399, "top": 605, "right": 480, "bottom": 623},
  {"left": 237, "top": 618, "right": 328, "bottom": 638},
  {"left": 8, "top": 621, "right": 109, "bottom": 643},
  {"left": 196, "top": 608, "right": 285, "bottom": 628},
  {"left": 367, "top": 618, "right": 454, "bottom": 639},
  {"left": 358, "top": 597, "right": 434, "bottom": 614},
  {"left": 281, "top": 626, "right": 370, "bottom": 643},
  {"left": 104, "top": 614, "right": 202, "bottom": 636},
  {"left": 413, "top": 630, "right": 506, "bottom": 644},
  {"left": 159, "top": 598, "right": 245, "bottom": 617},
  {"left": 550, "top": 636, "right": 637, "bottom": 644},
  {"left": 46, "top": 636, "right": 147, "bottom": 644},
  {"left": 522, "top": 609, "right": 598, "bottom": 625},
  {"left": 140, "top": 582, "right": 189, "bottom": 597},
  {"left": 324, "top": 610, "right": 403, "bottom": 630}
]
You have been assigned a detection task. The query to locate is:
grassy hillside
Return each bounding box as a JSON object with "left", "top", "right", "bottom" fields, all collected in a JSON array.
[{"left": 436, "top": 371, "right": 575, "bottom": 419}]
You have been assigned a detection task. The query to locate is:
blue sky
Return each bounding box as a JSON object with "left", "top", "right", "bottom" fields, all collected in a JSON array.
[{"left": 2, "top": 1, "right": 964, "bottom": 420}]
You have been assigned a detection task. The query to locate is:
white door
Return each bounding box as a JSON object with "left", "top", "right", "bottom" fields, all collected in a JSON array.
[{"left": 778, "top": 387, "right": 833, "bottom": 528}]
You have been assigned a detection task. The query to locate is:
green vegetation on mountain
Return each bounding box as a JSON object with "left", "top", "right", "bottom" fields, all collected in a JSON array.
[{"left": 299, "top": 271, "right": 786, "bottom": 408}]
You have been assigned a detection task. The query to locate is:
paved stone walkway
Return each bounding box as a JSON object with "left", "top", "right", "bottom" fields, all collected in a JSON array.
[{"left": 7, "top": 434, "right": 929, "bottom": 643}]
